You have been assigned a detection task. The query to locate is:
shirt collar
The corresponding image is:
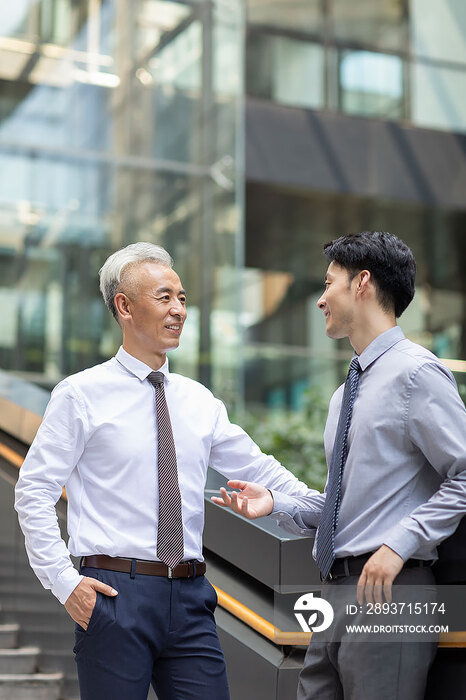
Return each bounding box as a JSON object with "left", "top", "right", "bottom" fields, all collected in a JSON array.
[
  {"left": 115, "top": 346, "right": 170, "bottom": 382},
  {"left": 357, "top": 326, "right": 405, "bottom": 371}
]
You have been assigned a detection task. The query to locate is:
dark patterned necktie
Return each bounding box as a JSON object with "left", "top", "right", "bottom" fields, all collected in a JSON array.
[
  {"left": 315, "top": 357, "right": 362, "bottom": 580},
  {"left": 147, "top": 371, "right": 184, "bottom": 569}
]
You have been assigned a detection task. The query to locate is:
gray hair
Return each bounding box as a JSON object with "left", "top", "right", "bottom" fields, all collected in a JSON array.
[{"left": 99, "top": 242, "right": 173, "bottom": 321}]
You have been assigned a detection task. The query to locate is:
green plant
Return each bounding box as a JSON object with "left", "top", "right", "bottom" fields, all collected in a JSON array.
[
  {"left": 234, "top": 379, "right": 466, "bottom": 494},
  {"left": 233, "top": 387, "right": 328, "bottom": 492}
]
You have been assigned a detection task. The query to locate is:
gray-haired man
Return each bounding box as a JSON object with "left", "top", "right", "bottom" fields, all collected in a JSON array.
[{"left": 15, "top": 242, "right": 316, "bottom": 700}]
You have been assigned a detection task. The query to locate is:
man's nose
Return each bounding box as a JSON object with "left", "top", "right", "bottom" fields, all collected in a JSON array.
[
  {"left": 170, "top": 299, "right": 186, "bottom": 316},
  {"left": 316, "top": 295, "right": 325, "bottom": 309}
]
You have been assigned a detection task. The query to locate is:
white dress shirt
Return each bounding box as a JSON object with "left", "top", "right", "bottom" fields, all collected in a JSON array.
[{"left": 15, "top": 347, "right": 315, "bottom": 604}]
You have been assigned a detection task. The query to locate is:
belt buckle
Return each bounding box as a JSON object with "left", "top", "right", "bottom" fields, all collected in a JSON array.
[
  {"left": 320, "top": 571, "right": 333, "bottom": 583},
  {"left": 167, "top": 566, "right": 173, "bottom": 579}
]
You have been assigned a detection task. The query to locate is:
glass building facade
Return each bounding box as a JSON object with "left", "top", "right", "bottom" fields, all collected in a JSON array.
[
  {"left": 0, "top": 0, "right": 465, "bottom": 428},
  {"left": 0, "top": 0, "right": 245, "bottom": 407},
  {"left": 243, "top": 0, "right": 466, "bottom": 411}
]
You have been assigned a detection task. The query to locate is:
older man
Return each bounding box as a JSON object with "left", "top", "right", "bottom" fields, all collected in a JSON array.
[{"left": 15, "top": 242, "right": 316, "bottom": 700}]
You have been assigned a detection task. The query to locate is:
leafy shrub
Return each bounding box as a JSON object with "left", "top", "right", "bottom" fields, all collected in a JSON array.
[{"left": 233, "top": 387, "right": 328, "bottom": 492}]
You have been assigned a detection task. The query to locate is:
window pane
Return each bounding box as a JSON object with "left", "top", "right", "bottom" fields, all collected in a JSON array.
[
  {"left": 411, "top": 62, "right": 466, "bottom": 133},
  {"left": 247, "top": 0, "right": 322, "bottom": 34},
  {"left": 410, "top": 0, "right": 466, "bottom": 64},
  {"left": 0, "top": 0, "right": 245, "bottom": 400},
  {"left": 0, "top": 2, "right": 34, "bottom": 39},
  {"left": 332, "top": 0, "right": 407, "bottom": 51},
  {"left": 339, "top": 50, "right": 404, "bottom": 119},
  {"left": 247, "top": 34, "right": 324, "bottom": 110}
]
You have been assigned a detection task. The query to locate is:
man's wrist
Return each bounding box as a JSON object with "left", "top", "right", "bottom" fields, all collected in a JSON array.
[
  {"left": 53, "top": 569, "right": 84, "bottom": 605},
  {"left": 266, "top": 488, "right": 274, "bottom": 515}
]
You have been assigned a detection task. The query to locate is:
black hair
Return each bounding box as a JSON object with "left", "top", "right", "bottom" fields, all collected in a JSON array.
[{"left": 323, "top": 231, "right": 416, "bottom": 317}]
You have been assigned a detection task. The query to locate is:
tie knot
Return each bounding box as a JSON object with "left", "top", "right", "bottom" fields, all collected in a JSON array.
[
  {"left": 147, "top": 371, "right": 165, "bottom": 387},
  {"left": 349, "top": 357, "right": 361, "bottom": 374}
]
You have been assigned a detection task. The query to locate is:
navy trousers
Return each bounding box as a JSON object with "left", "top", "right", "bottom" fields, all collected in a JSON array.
[{"left": 74, "top": 564, "right": 230, "bottom": 700}]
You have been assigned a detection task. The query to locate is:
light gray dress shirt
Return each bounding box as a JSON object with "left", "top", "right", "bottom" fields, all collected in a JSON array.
[{"left": 271, "top": 326, "right": 466, "bottom": 563}]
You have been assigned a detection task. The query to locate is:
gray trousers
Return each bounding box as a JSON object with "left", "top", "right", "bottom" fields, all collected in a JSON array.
[{"left": 297, "top": 567, "right": 438, "bottom": 700}]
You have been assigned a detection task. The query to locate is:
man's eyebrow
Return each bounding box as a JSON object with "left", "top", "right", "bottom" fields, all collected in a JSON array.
[{"left": 155, "top": 287, "right": 187, "bottom": 296}]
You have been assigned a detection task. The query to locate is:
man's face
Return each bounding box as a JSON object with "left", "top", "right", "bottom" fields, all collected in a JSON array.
[
  {"left": 316, "top": 261, "right": 356, "bottom": 339},
  {"left": 122, "top": 262, "right": 187, "bottom": 355}
]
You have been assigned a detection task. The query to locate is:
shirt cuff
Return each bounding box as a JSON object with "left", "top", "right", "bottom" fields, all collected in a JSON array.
[
  {"left": 52, "top": 566, "right": 84, "bottom": 604},
  {"left": 383, "top": 521, "right": 421, "bottom": 562},
  {"left": 271, "top": 511, "right": 316, "bottom": 537},
  {"left": 269, "top": 489, "right": 299, "bottom": 515}
]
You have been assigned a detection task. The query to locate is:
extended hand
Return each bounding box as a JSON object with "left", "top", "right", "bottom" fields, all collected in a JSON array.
[
  {"left": 64, "top": 576, "right": 118, "bottom": 630},
  {"left": 211, "top": 480, "right": 274, "bottom": 519},
  {"left": 357, "top": 545, "right": 404, "bottom": 606}
]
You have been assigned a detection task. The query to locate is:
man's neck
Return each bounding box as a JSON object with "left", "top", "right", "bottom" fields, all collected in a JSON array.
[
  {"left": 349, "top": 316, "right": 397, "bottom": 356},
  {"left": 122, "top": 340, "right": 166, "bottom": 371}
]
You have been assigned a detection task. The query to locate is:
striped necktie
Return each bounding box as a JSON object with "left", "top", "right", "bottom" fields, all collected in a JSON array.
[
  {"left": 147, "top": 371, "right": 184, "bottom": 569},
  {"left": 315, "top": 357, "right": 362, "bottom": 580}
]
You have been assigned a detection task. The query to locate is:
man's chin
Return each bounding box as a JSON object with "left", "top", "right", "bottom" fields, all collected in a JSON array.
[{"left": 326, "top": 326, "right": 345, "bottom": 340}]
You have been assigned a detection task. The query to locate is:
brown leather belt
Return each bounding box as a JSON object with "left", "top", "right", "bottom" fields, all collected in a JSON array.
[{"left": 82, "top": 555, "right": 206, "bottom": 579}]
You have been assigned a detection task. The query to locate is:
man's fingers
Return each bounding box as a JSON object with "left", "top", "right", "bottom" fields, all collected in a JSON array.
[
  {"left": 230, "top": 491, "right": 250, "bottom": 517},
  {"left": 219, "top": 487, "right": 232, "bottom": 505},
  {"left": 383, "top": 582, "right": 392, "bottom": 604},
  {"left": 230, "top": 491, "right": 242, "bottom": 514},
  {"left": 227, "top": 480, "right": 247, "bottom": 490},
  {"left": 92, "top": 580, "right": 118, "bottom": 597},
  {"left": 356, "top": 572, "right": 366, "bottom": 606},
  {"left": 211, "top": 496, "right": 228, "bottom": 507},
  {"left": 364, "top": 583, "right": 375, "bottom": 606},
  {"left": 373, "top": 582, "right": 384, "bottom": 605}
]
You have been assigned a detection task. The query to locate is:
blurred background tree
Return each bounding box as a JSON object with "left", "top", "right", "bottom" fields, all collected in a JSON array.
[
  {"left": 233, "top": 387, "right": 328, "bottom": 491},
  {"left": 235, "top": 377, "right": 465, "bottom": 493}
]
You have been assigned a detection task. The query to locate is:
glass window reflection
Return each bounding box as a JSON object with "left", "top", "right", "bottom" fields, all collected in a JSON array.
[
  {"left": 332, "top": 0, "right": 407, "bottom": 52},
  {"left": 339, "top": 50, "right": 404, "bottom": 119},
  {"left": 247, "top": 34, "right": 324, "bottom": 110}
]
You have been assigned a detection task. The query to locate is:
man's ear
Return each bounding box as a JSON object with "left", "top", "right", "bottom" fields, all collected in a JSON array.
[
  {"left": 355, "top": 270, "right": 372, "bottom": 295},
  {"left": 114, "top": 292, "right": 132, "bottom": 321}
]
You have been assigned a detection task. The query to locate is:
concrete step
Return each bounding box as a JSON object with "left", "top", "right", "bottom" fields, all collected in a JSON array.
[
  {"left": 38, "top": 651, "right": 79, "bottom": 700},
  {"left": 0, "top": 559, "right": 35, "bottom": 574},
  {"left": 0, "top": 593, "right": 51, "bottom": 607},
  {"left": 0, "top": 574, "right": 41, "bottom": 589},
  {"left": 62, "top": 673, "right": 79, "bottom": 700},
  {"left": 0, "top": 552, "right": 31, "bottom": 567},
  {"left": 0, "top": 647, "right": 39, "bottom": 674},
  {"left": 18, "top": 627, "right": 75, "bottom": 650},
  {"left": 0, "top": 625, "right": 19, "bottom": 649},
  {"left": 0, "top": 599, "right": 64, "bottom": 614},
  {"left": 0, "top": 544, "right": 26, "bottom": 554},
  {"left": 0, "top": 585, "right": 54, "bottom": 600},
  {"left": 0, "top": 672, "right": 63, "bottom": 700},
  {"left": 38, "top": 649, "right": 75, "bottom": 677},
  {"left": 0, "top": 608, "right": 72, "bottom": 629}
]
